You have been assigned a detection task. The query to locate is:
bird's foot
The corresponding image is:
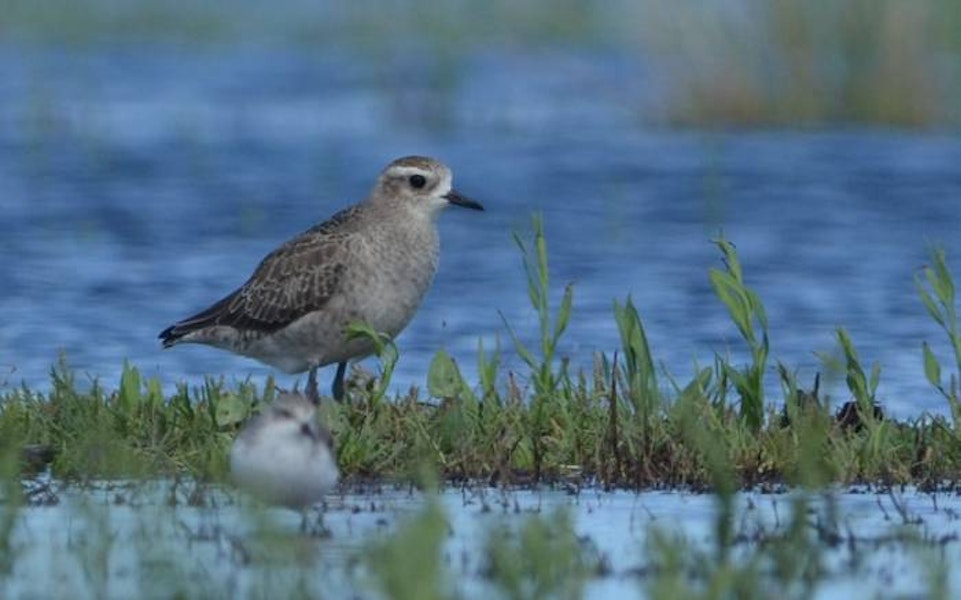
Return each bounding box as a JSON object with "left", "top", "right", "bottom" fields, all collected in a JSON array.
[{"left": 300, "top": 506, "right": 332, "bottom": 538}]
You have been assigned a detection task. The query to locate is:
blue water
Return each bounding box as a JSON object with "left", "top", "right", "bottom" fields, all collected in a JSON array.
[
  {"left": 8, "top": 483, "right": 961, "bottom": 598},
  {"left": 2, "top": 44, "right": 961, "bottom": 418}
]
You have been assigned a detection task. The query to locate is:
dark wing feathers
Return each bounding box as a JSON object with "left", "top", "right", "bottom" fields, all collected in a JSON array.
[
  {"left": 159, "top": 211, "right": 359, "bottom": 346},
  {"left": 225, "top": 257, "right": 346, "bottom": 328}
]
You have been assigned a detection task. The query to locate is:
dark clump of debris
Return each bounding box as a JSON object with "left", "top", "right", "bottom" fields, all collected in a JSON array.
[{"left": 777, "top": 370, "right": 885, "bottom": 432}]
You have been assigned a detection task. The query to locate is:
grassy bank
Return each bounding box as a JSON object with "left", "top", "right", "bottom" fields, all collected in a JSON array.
[{"left": 2, "top": 217, "right": 960, "bottom": 492}]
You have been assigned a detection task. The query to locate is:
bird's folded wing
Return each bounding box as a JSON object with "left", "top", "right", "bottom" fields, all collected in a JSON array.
[{"left": 166, "top": 235, "right": 350, "bottom": 337}]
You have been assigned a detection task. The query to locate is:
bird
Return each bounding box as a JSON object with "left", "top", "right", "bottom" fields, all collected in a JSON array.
[
  {"left": 158, "top": 156, "right": 483, "bottom": 403},
  {"left": 229, "top": 391, "right": 339, "bottom": 512}
]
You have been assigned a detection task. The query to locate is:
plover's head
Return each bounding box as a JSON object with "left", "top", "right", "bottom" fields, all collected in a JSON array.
[
  {"left": 263, "top": 392, "right": 333, "bottom": 449},
  {"left": 372, "top": 156, "right": 483, "bottom": 217}
]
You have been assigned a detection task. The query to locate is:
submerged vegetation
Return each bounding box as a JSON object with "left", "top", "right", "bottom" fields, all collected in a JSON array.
[{"left": 2, "top": 217, "right": 960, "bottom": 492}]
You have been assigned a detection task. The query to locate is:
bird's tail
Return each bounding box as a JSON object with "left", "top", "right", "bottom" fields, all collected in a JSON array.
[{"left": 158, "top": 292, "right": 237, "bottom": 347}]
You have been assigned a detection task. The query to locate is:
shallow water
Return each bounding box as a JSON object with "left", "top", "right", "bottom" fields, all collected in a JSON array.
[
  {"left": 2, "top": 42, "right": 961, "bottom": 418},
  {"left": 5, "top": 482, "right": 960, "bottom": 598}
]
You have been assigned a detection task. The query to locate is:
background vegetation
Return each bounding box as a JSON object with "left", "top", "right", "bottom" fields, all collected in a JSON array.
[{"left": 4, "top": 0, "right": 960, "bottom": 126}]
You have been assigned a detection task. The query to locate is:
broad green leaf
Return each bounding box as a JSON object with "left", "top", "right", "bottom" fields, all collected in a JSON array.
[
  {"left": 553, "top": 283, "right": 574, "bottom": 342},
  {"left": 119, "top": 362, "right": 141, "bottom": 409},
  {"left": 346, "top": 321, "right": 386, "bottom": 355},
  {"left": 916, "top": 283, "right": 946, "bottom": 327},
  {"left": 923, "top": 342, "right": 942, "bottom": 388},
  {"left": 746, "top": 289, "right": 769, "bottom": 329},
  {"left": 215, "top": 394, "right": 249, "bottom": 428},
  {"left": 428, "top": 349, "right": 463, "bottom": 398},
  {"left": 146, "top": 377, "right": 164, "bottom": 409},
  {"left": 869, "top": 362, "right": 881, "bottom": 395},
  {"left": 500, "top": 311, "right": 537, "bottom": 369},
  {"left": 710, "top": 270, "right": 752, "bottom": 341}
]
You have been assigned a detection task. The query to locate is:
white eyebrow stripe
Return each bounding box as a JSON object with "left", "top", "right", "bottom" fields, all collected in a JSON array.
[{"left": 389, "top": 166, "right": 432, "bottom": 177}]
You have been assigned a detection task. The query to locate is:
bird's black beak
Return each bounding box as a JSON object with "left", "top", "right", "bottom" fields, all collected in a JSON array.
[
  {"left": 300, "top": 423, "right": 317, "bottom": 440},
  {"left": 444, "top": 189, "right": 484, "bottom": 211}
]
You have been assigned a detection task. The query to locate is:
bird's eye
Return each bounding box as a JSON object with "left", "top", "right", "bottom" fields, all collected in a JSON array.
[{"left": 409, "top": 174, "right": 427, "bottom": 189}]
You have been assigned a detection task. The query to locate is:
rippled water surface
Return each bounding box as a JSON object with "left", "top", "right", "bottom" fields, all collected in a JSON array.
[{"left": 2, "top": 44, "right": 961, "bottom": 417}]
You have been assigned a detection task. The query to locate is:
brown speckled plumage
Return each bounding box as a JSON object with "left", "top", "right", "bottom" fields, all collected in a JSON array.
[{"left": 159, "top": 156, "right": 483, "bottom": 401}]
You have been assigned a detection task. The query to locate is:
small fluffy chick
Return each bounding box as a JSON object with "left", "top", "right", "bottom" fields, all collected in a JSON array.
[{"left": 229, "top": 392, "right": 338, "bottom": 509}]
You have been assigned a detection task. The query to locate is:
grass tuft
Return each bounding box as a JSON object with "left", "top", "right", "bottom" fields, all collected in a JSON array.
[{"left": 1, "top": 225, "right": 961, "bottom": 492}]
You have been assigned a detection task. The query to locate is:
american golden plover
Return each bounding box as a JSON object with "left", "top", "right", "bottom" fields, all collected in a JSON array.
[{"left": 159, "top": 156, "right": 483, "bottom": 401}]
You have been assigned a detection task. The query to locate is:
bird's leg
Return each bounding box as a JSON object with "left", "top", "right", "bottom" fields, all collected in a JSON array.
[
  {"left": 298, "top": 505, "right": 331, "bottom": 537},
  {"left": 310, "top": 507, "right": 331, "bottom": 538},
  {"left": 331, "top": 361, "right": 347, "bottom": 402},
  {"left": 306, "top": 366, "right": 320, "bottom": 405}
]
